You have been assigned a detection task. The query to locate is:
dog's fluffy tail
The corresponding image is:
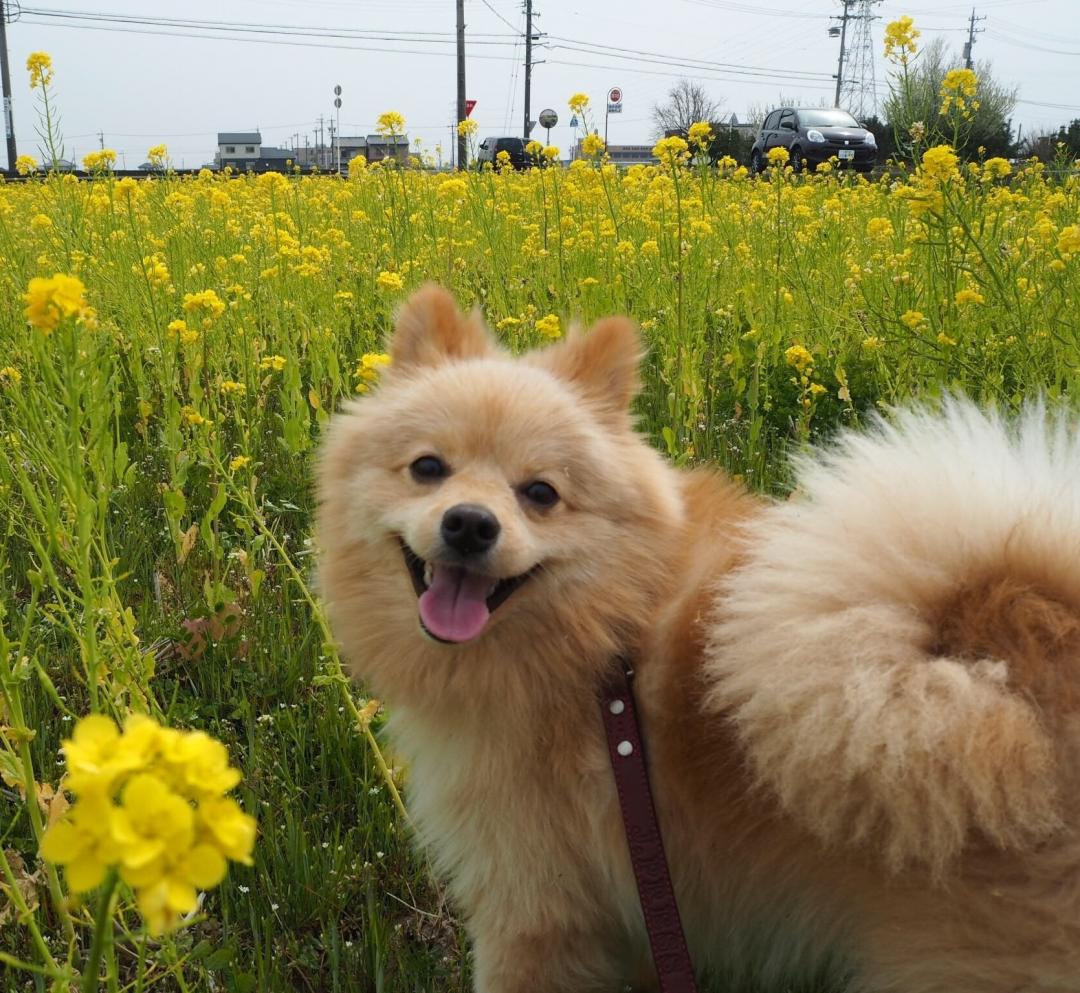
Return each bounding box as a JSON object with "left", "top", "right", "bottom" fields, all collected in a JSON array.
[{"left": 704, "top": 400, "right": 1080, "bottom": 874}]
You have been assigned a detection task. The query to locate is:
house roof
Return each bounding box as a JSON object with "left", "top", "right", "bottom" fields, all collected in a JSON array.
[
  {"left": 218, "top": 132, "right": 261, "bottom": 144},
  {"left": 260, "top": 146, "right": 292, "bottom": 159}
]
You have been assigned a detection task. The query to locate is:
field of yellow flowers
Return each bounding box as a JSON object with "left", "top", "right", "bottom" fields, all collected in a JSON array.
[{"left": 2, "top": 52, "right": 1080, "bottom": 993}]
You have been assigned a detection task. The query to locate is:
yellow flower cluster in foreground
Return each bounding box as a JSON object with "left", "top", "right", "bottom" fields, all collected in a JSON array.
[
  {"left": 23, "top": 273, "right": 95, "bottom": 333},
  {"left": 41, "top": 714, "right": 256, "bottom": 934}
]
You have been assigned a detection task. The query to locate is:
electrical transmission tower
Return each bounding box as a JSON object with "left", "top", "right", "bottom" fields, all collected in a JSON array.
[{"left": 832, "top": 0, "right": 882, "bottom": 120}]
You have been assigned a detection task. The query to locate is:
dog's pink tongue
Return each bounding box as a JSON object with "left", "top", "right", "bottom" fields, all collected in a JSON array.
[{"left": 418, "top": 564, "right": 492, "bottom": 642}]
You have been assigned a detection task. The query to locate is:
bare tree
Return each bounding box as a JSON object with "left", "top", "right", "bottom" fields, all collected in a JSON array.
[{"left": 651, "top": 80, "right": 724, "bottom": 138}]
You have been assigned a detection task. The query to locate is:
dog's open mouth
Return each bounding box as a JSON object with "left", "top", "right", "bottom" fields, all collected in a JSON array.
[{"left": 399, "top": 540, "right": 534, "bottom": 644}]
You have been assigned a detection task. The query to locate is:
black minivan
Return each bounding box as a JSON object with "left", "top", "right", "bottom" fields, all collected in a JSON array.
[
  {"left": 750, "top": 108, "right": 876, "bottom": 174},
  {"left": 476, "top": 136, "right": 529, "bottom": 170}
]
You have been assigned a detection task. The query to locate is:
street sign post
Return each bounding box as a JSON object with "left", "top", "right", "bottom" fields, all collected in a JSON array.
[
  {"left": 333, "top": 85, "right": 342, "bottom": 173},
  {"left": 538, "top": 108, "right": 558, "bottom": 146},
  {"left": 605, "top": 86, "right": 623, "bottom": 144}
]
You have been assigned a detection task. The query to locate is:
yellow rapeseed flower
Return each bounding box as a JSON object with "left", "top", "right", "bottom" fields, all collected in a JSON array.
[
  {"left": 535, "top": 313, "right": 561, "bottom": 338},
  {"left": 82, "top": 149, "right": 117, "bottom": 172},
  {"left": 939, "top": 68, "right": 978, "bottom": 118},
  {"left": 376, "top": 111, "right": 406, "bottom": 136},
  {"left": 920, "top": 145, "right": 959, "bottom": 183},
  {"left": 26, "top": 51, "right": 54, "bottom": 89},
  {"left": 42, "top": 713, "right": 254, "bottom": 935},
  {"left": 182, "top": 289, "right": 226, "bottom": 322},
  {"left": 954, "top": 287, "right": 985, "bottom": 306},
  {"left": 688, "top": 121, "right": 714, "bottom": 149},
  {"left": 982, "top": 157, "right": 1012, "bottom": 179},
  {"left": 900, "top": 310, "right": 926, "bottom": 328},
  {"left": 883, "top": 16, "right": 919, "bottom": 65},
  {"left": 181, "top": 405, "right": 211, "bottom": 427},
  {"left": 568, "top": 92, "right": 590, "bottom": 114},
  {"left": 581, "top": 133, "right": 605, "bottom": 158},
  {"left": 0, "top": 366, "right": 22, "bottom": 385},
  {"left": 15, "top": 154, "right": 37, "bottom": 176},
  {"left": 24, "top": 273, "right": 92, "bottom": 333},
  {"left": 376, "top": 270, "right": 404, "bottom": 292},
  {"left": 354, "top": 352, "right": 391, "bottom": 392},
  {"left": 766, "top": 146, "right": 790, "bottom": 167},
  {"left": 866, "top": 216, "right": 894, "bottom": 239},
  {"left": 229, "top": 455, "right": 252, "bottom": 471},
  {"left": 784, "top": 344, "right": 814, "bottom": 373},
  {"left": 1056, "top": 225, "right": 1080, "bottom": 258},
  {"left": 260, "top": 354, "right": 287, "bottom": 372},
  {"left": 457, "top": 118, "right": 478, "bottom": 138},
  {"left": 653, "top": 135, "right": 690, "bottom": 163}
]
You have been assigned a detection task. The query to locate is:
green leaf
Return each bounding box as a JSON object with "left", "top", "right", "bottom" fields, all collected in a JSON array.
[
  {"left": 0, "top": 749, "right": 25, "bottom": 790},
  {"left": 204, "top": 945, "right": 236, "bottom": 970}
]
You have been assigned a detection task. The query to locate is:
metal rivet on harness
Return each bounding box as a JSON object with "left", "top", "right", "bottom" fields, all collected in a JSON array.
[
  {"left": 609, "top": 699, "right": 626, "bottom": 715},
  {"left": 617, "top": 740, "right": 633, "bottom": 757}
]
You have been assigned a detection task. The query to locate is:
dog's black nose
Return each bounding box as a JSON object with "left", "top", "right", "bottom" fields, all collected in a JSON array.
[{"left": 441, "top": 504, "right": 500, "bottom": 556}]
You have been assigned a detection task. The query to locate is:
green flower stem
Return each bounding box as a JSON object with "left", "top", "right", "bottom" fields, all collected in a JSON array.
[
  {"left": 81, "top": 870, "right": 119, "bottom": 993},
  {"left": 227, "top": 478, "right": 410, "bottom": 827},
  {"left": 0, "top": 949, "right": 59, "bottom": 976},
  {"left": 0, "top": 603, "right": 75, "bottom": 944}
]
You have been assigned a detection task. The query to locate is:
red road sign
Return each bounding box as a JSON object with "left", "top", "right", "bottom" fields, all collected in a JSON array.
[
  {"left": 608, "top": 87, "right": 623, "bottom": 104},
  {"left": 465, "top": 100, "right": 477, "bottom": 117}
]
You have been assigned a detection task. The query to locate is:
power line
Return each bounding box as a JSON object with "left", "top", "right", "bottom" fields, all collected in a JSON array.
[
  {"left": 477, "top": 0, "right": 519, "bottom": 33},
  {"left": 677, "top": 0, "right": 824, "bottom": 19},
  {"left": 985, "top": 28, "right": 1080, "bottom": 56},
  {"left": 1013, "top": 98, "right": 1080, "bottom": 112},
  {"left": 19, "top": 16, "right": 527, "bottom": 60},
  {"left": 544, "top": 56, "right": 838, "bottom": 92},
  {"left": 21, "top": 5, "right": 518, "bottom": 37},
  {"left": 990, "top": 15, "right": 1080, "bottom": 45},
  {"left": 21, "top": 8, "right": 846, "bottom": 87},
  {"left": 21, "top": 7, "right": 518, "bottom": 40},
  {"left": 545, "top": 36, "right": 836, "bottom": 79}
]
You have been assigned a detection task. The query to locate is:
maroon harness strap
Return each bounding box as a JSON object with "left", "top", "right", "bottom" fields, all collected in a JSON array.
[{"left": 600, "top": 661, "right": 699, "bottom": 993}]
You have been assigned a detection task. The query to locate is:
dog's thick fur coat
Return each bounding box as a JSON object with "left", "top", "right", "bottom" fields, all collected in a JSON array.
[{"left": 317, "top": 285, "right": 1080, "bottom": 992}]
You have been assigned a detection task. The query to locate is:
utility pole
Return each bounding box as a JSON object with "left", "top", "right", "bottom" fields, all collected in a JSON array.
[
  {"left": 456, "top": 0, "right": 466, "bottom": 169},
  {"left": 98, "top": 131, "right": 105, "bottom": 149},
  {"left": 523, "top": 0, "right": 533, "bottom": 142},
  {"left": 0, "top": 0, "right": 16, "bottom": 170},
  {"left": 963, "top": 8, "right": 985, "bottom": 70},
  {"left": 832, "top": 0, "right": 853, "bottom": 108}
]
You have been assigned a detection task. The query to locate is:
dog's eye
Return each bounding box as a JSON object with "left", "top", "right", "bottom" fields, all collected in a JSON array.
[
  {"left": 410, "top": 456, "right": 448, "bottom": 482},
  {"left": 521, "top": 480, "right": 559, "bottom": 508}
]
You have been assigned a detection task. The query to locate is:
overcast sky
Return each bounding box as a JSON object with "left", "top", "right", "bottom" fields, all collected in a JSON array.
[{"left": 6, "top": 0, "right": 1078, "bottom": 167}]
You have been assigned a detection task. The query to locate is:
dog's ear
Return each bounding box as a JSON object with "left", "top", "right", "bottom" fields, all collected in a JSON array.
[
  {"left": 531, "top": 316, "right": 643, "bottom": 416},
  {"left": 389, "top": 284, "right": 497, "bottom": 372}
]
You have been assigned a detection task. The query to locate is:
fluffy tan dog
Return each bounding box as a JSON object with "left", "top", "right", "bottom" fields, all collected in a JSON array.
[{"left": 317, "top": 285, "right": 1080, "bottom": 993}]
